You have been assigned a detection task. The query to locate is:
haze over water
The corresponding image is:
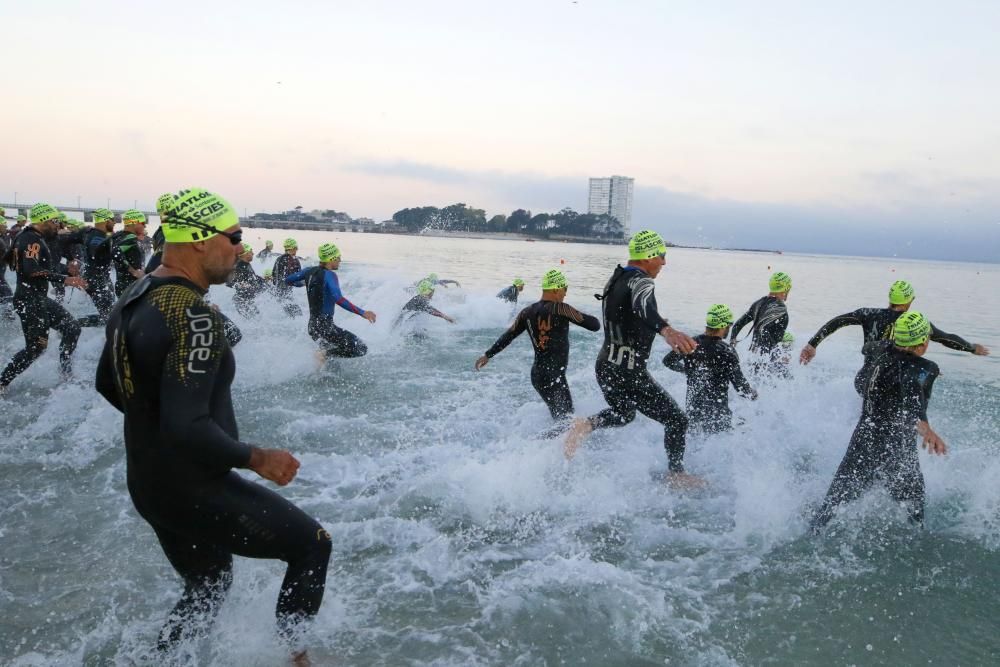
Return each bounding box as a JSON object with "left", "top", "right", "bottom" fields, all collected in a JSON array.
[{"left": 1, "top": 233, "right": 998, "bottom": 665}]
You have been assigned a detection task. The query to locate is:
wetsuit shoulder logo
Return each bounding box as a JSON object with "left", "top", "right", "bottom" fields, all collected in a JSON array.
[
  {"left": 186, "top": 308, "right": 215, "bottom": 374},
  {"left": 24, "top": 243, "right": 41, "bottom": 261}
]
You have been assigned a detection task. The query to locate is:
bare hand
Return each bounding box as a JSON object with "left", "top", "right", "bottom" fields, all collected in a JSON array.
[
  {"left": 248, "top": 447, "right": 300, "bottom": 485},
  {"left": 666, "top": 471, "right": 709, "bottom": 490},
  {"left": 64, "top": 276, "right": 87, "bottom": 290},
  {"left": 446, "top": 316, "right": 456, "bottom": 324},
  {"left": 130, "top": 268, "right": 144, "bottom": 279},
  {"left": 475, "top": 355, "right": 489, "bottom": 370},
  {"left": 564, "top": 418, "right": 593, "bottom": 459},
  {"left": 800, "top": 344, "right": 817, "bottom": 365},
  {"left": 973, "top": 344, "right": 990, "bottom": 356},
  {"left": 363, "top": 311, "right": 377, "bottom": 324},
  {"left": 662, "top": 326, "right": 697, "bottom": 354},
  {"left": 67, "top": 260, "right": 81, "bottom": 277},
  {"left": 917, "top": 420, "right": 947, "bottom": 455}
]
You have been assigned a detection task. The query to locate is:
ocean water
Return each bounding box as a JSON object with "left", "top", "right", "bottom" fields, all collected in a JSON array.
[{"left": 1, "top": 232, "right": 997, "bottom": 666}]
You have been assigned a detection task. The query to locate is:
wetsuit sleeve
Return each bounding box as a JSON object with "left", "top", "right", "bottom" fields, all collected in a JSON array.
[
  {"left": 159, "top": 303, "right": 252, "bottom": 469},
  {"left": 808, "top": 309, "right": 865, "bottom": 348},
  {"left": 86, "top": 232, "right": 111, "bottom": 262},
  {"left": 484, "top": 309, "right": 528, "bottom": 358},
  {"left": 730, "top": 304, "right": 755, "bottom": 343},
  {"left": 928, "top": 322, "right": 975, "bottom": 353},
  {"left": 662, "top": 350, "right": 685, "bottom": 373},
  {"left": 903, "top": 361, "right": 939, "bottom": 422},
  {"left": 630, "top": 275, "right": 669, "bottom": 332},
  {"left": 326, "top": 272, "right": 365, "bottom": 316},
  {"left": 725, "top": 346, "right": 755, "bottom": 397},
  {"left": 555, "top": 302, "right": 600, "bottom": 331},
  {"left": 18, "top": 237, "right": 66, "bottom": 284},
  {"left": 437, "top": 279, "right": 460, "bottom": 287},
  {"left": 284, "top": 268, "right": 307, "bottom": 286},
  {"left": 95, "top": 341, "right": 123, "bottom": 412}
]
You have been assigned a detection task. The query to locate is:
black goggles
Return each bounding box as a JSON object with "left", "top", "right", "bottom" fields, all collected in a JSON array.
[{"left": 169, "top": 214, "right": 242, "bottom": 246}]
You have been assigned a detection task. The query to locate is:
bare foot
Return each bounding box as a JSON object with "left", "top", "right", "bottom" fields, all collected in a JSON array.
[
  {"left": 666, "top": 471, "right": 708, "bottom": 490},
  {"left": 314, "top": 350, "right": 327, "bottom": 368},
  {"left": 291, "top": 649, "right": 312, "bottom": 666},
  {"left": 563, "top": 418, "right": 593, "bottom": 460}
]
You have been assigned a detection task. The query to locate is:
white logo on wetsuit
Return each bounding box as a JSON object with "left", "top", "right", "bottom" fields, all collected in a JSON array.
[{"left": 186, "top": 308, "right": 214, "bottom": 374}]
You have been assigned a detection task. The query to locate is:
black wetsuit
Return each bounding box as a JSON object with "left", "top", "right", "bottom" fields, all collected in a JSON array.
[
  {"left": 48, "top": 230, "right": 83, "bottom": 303},
  {"left": 496, "top": 285, "right": 520, "bottom": 304},
  {"left": 78, "top": 227, "right": 116, "bottom": 327},
  {"left": 226, "top": 259, "right": 269, "bottom": 319},
  {"left": 484, "top": 300, "right": 600, "bottom": 420},
  {"left": 287, "top": 266, "right": 368, "bottom": 358},
  {"left": 664, "top": 335, "right": 755, "bottom": 433},
  {"left": 0, "top": 235, "right": 13, "bottom": 310},
  {"left": 0, "top": 227, "right": 81, "bottom": 388},
  {"left": 144, "top": 251, "right": 162, "bottom": 273},
  {"left": 806, "top": 307, "right": 975, "bottom": 393},
  {"left": 111, "top": 230, "right": 145, "bottom": 297},
  {"left": 811, "top": 341, "right": 939, "bottom": 530},
  {"left": 95, "top": 275, "right": 331, "bottom": 647},
  {"left": 585, "top": 265, "right": 688, "bottom": 472},
  {"left": 256, "top": 247, "right": 274, "bottom": 260},
  {"left": 271, "top": 253, "right": 302, "bottom": 317},
  {"left": 730, "top": 296, "right": 789, "bottom": 371},
  {"left": 394, "top": 294, "right": 448, "bottom": 329}
]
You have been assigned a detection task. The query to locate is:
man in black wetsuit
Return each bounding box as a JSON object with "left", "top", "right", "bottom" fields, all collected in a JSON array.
[
  {"left": 394, "top": 280, "right": 455, "bottom": 327},
  {"left": 256, "top": 240, "right": 275, "bottom": 260},
  {"left": 8, "top": 214, "right": 26, "bottom": 240},
  {"left": 285, "top": 242, "right": 376, "bottom": 358},
  {"left": 227, "top": 242, "right": 270, "bottom": 319},
  {"left": 95, "top": 188, "right": 330, "bottom": 659},
  {"left": 272, "top": 238, "right": 302, "bottom": 317},
  {"left": 564, "top": 230, "right": 702, "bottom": 486},
  {"left": 0, "top": 203, "right": 87, "bottom": 394},
  {"left": 799, "top": 280, "right": 989, "bottom": 392},
  {"left": 111, "top": 209, "right": 147, "bottom": 297},
  {"left": 664, "top": 304, "right": 757, "bottom": 433},
  {"left": 0, "top": 218, "right": 15, "bottom": 317},
  {"left": 48, "top": 213, "right": 83, "bottom": 304},
  {"left": 476, "top": 269, "right": 600, "bottom": 423},
  {"left": 810, "top": 311, "right": 947, "bottom": 532},
  {"left": 77, "top": 207, "right": 118, "bottom": 327},
  {"left": 496, "top": 278, "right": 525, "bottom": 304},
  {"left": 730, "top": 271, "right": 791, "bottom": 374}
]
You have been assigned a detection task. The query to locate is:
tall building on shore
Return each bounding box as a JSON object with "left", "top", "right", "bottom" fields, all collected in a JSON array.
[{"left": 588, "top": 175, "right": 634, "bottom": 236}]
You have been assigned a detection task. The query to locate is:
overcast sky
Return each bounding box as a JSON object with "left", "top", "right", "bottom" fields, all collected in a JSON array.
[{"left": 4, "top": 0, "right": 999, "bottom": 261}]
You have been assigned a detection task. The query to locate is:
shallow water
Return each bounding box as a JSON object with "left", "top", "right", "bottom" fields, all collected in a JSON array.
[{"left": 1, "top": 233, "right": 998, "bottom": 665}]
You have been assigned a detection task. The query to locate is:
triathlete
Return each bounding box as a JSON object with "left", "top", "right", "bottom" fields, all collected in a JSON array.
[
  {"left": 564, "top": 230, "right": 702, "bottom": 486},
  {"left": 77, "top": 207, "right": 118, "bottom": 327},
  {"left": 271, "top": 238, "right": 303, "bottom": 317},
  {"left": 0, "top": 218, "right": 12, "bottom": 315},
  {"left": 496, "top": 278, "right": 525, "bottom": 304},
  {"left": 112, "top": 209, "right": 147, "bottom": 297},
  {"left": 800, "top": 280, "right": 989, "bottom": 393},
  {"left": 394, "top": 280, "right": 455, "bottom": 327},
  {"left": 663, "top": 304, "right": 757, "bottom": 433},
  {"left": 144, "top": 192, "right": 177, "bottom": 273},
  {"left": 729, "top": 271, "right": 792, "bottom": 375},
  {"left": 0, "top": 204, "right": 87, "bottom": 393},
  {"left": 810, "top": 311, "right": 946, "bottom": 532},
  {"left": 8, "top": 214, "right": 26, "bottom": 239},
  {"left": 226, "top": 242, "right": 270, "bottom": 319},
  {"left": 415, "top": 272, "right": 460, "bottom": 289},
  {"left": 94, "top": 189, "right": 330, "bottom": 659},
  {"left": 48, "top": 212, "right": 82, "bottom": 304},
  {"left": 476, "top": 269, "right": 600, "bottom": 423},
  {"left": 285, "top": 242, "right": 376, "bottom": 358},
  {"left": 256, "top": 240, "right": 275, "bottom": 260}
]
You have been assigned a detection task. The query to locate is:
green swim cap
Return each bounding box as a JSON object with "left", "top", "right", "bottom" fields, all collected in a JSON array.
[
  {"left": 628, "top": 230, "right": 667, "bottom": 260},
  {"left": 162, "top": 188, "right": 239, "bottom": 243},
  {"left": 769, "top": 271, "right": 792, "bottom": 292},
  {"left": 264, "top": 268, "right": 273, "bottom": 278},
  {"left": 64, "top": 217, "right": 85, "bottom": 230},
  {"left": 17, "top": 214, "right": 26, "bottom": 223},
  {"left": 888, "top": 280, "right": 915, "bottom": 305},
  {"left": 122, "top": 209, "right": 146, "bottom": 225},
  {"left": 265, "top": 240, "right": 273, "bottom": 247},
  {"left": 58, "top": 211, "right": 68, "bottom": 222},
  {"left": 427, "top": 273, "right": 438, "bottom": 283},
  {"left": 541, "top": 269, "right": 568, "bottom": 290},
  {"left": 513, "top": 277, "right": 525, "bottom": 287},
  {"left": 706, "top": 303, "right": 734, "bottom": 329},
  {"left": 417, "top": 280, "right": 434, "bottom": 296},
  {"left": 155, "top": 192, "right": 177, "bottom": 216},
  {"left": 92, "top": 208, "right": 114, "bottom": 224},
  {"left": 893, "top": 310, "right": 931, "bottom": 347},
  {"left": 240, "top": 242, "right": 253, "bottom": 255},
  {"left": 781, "top": 331, "right": 795, "bottom": 346},
  {"left": 318, "top": 242, "right": 341, "bottom": 262},
  {"left": 283, "top": 237, "right": 298, "bottom": 250},
  {"left": 30, "top": 203, "right": 60, "bottom": 224}
]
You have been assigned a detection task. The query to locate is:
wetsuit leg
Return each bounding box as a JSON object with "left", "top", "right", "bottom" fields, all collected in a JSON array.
[
  {"left": 46, "top": 298, "right": 81, "bottom": 376},
  {"left": 810, "top": 429, "right": 880, "bottom": 532},
  {"left": 588, "top": 360, "right": 639, "bottom": 428},
  {"left": 883, "top": 443, "right": 925, "bottom": 524},
  {"left": 531, "top": 364, "right": 574, "bottom": 420},
  {"left": 234, "top": 296, "right": 260, "bottom": 320},
  {"left": 0, "top": 297, "right": 79, "bottom": 386},
  {"left": 311, "top": 319, "right": 367, "bottom": 358},
  {"left": 139, "top": 472, "right": 332, "bottom": 648},
  {"left": 78, "top": 282, "right": 116, "bottom": 327},
  {"left": 51, "top": 281, "right": 66, "bottom": 303}
]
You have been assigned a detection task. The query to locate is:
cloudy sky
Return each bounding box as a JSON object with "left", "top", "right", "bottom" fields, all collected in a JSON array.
[{"left": 4, "top": 0, "right": 999, "bottom": 261}]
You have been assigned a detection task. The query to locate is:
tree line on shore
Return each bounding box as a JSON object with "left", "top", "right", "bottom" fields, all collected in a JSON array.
[{"left": 390, "top": 203, "right": 625, "bottom": 239}]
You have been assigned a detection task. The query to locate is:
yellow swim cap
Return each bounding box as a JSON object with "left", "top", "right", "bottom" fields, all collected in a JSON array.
[{"left": 162, "top": 188, "right": 239, "bottom": 243}]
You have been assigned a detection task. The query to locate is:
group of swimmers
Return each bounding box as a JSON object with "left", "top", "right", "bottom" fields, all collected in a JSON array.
[{"left": 0, "top": 191, "right": 991, "bottom": 663}]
